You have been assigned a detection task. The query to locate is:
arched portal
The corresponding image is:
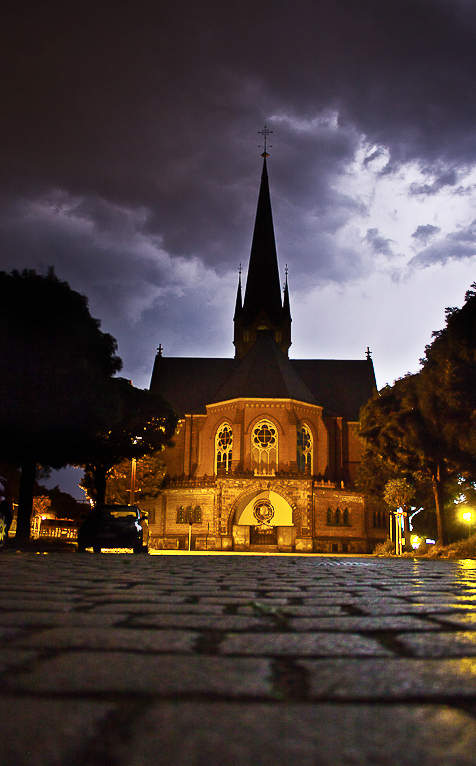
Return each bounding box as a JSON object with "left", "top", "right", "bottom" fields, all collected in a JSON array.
[{"left": 232, "top": 489, "right": 295, "bottom": 548}]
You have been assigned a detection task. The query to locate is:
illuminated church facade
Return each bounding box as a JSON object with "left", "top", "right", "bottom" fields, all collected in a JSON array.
[{"left": 147, "top": 153, "right": 386, "bottom": 553}]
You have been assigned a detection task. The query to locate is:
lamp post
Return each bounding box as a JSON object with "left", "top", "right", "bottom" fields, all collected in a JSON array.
[{"left": 130, "top": 457, "right": 137, "bottom": 506}]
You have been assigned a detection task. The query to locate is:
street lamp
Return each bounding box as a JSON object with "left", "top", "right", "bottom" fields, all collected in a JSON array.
[{"left": 462, "top": 510, "right": 474, "bottom": 539}]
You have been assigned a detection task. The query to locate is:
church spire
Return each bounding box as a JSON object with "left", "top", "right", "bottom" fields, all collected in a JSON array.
[
  {"left": 233, "top": 265, "right": 243, "bottom": 320},
  {"left": 233, "top": 141, "right": 291, "bottom": 359},
  {"left": 242, "top": 157, "right": 283, "bottom": 327},
  {"left": 283, "top": 264, "right": 291, "bottom": 322}
]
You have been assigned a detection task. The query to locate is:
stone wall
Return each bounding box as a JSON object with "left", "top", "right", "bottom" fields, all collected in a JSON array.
[{"left": 145, "top": 475, "right": 385, "bottom": 553}]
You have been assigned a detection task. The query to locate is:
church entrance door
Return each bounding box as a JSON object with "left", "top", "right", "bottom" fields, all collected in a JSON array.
[{"left": 250, "top": 525, "right": 277, "bottom": 545}]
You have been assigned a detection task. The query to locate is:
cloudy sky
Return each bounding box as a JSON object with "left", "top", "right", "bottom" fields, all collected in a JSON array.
[{"left": 3, "top": 0, "right": 476, "bottom": 497}]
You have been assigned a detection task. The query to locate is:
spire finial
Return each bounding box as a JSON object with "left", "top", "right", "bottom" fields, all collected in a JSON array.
[
  {"left": 157, "top": 343, "right": 163, "bottom": 357},
  {"left": 366, "top": 347, "right": 372, "bottom": 360},
  {"left": 258, "top": 124, "right": 273, "bottom": 157},
  {"left": 285, "top": 263, "right": 288, "bottom": 286}
]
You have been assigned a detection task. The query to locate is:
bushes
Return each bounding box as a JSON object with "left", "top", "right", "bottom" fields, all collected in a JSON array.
[{"left": 373, "top": 538, "right": 396, "bottom": 556}]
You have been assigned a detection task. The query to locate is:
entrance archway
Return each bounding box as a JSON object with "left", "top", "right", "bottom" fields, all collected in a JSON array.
[{"left": 232, "top": 489, "right": 295, "bottom": 550}]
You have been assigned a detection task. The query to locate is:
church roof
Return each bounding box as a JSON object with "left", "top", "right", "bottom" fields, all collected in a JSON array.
[
  {"left": 292, "top": 359, "right": 376, "bottom": 421},
  {"left": 210, "top": 331, "right": 316, "bottom": 405},
  {"left": 150, "top": 343, "right": 376, "bottom": 420},
  {"left": 242, "top": 159, "right": 283, "bottom": 327},
  {"left": 150, "top": 356, "right": 236, "bottom": 415}
]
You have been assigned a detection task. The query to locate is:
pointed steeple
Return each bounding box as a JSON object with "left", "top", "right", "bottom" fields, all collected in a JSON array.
[
  {"left": 233, "top": 266, "right": 243, "bottom": 320},
  {"left": 233, "top": 150, "right": 292, "bottom": 359},
  {"left": 242, "top": 158, "right": 283, "bottom": 327},
  {"left": 283, "top": 264, "right": 291, "bottom": 322}
]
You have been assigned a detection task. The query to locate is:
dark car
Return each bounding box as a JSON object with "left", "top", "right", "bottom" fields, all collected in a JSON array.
[{"left": 77, "top": 504, "right": 149, "bottom": 553}]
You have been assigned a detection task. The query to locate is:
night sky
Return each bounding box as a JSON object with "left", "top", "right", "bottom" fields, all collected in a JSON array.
[{"left": 2, "top": 1, "right": 476, "bottom": 494}]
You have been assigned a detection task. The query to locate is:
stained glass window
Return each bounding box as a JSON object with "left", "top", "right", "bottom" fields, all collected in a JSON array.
[
  {"left": 216, "top": 424, "right": 233, "bottom": 473},
  {"left": 252, "top": 420, "right": 278, "bottom": 474},
  {"left": 297, "top": 424, "right": 312, "bottom": 473}
]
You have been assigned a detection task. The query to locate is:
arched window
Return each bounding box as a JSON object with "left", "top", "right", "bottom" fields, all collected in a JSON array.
[
  {"left": 297, "top": 424, "right": 312, "bottom": 473},
  {"left": 251, "top": 420, "right": 278, "bottom": 475},
  {"left": 343, "top": 508, "right": 350, "bottom": 526},
  {"left": 216, "top": 423, "right": 233, "bottom": 474},
  {"left": 335, "top": 507, "right": 341, "bottom": 525},
  {"left": 327, "top": 508, "right": 333, "bottom": 525}
]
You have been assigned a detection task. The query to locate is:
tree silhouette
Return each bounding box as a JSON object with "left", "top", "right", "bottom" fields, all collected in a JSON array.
[{"left": 0, "top": 269, "right": 122, "bottom": 540}]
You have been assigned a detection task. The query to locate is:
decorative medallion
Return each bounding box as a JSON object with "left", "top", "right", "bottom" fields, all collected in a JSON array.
[{"left": 253, "top": 499, "right": 275, "bottom": 527}]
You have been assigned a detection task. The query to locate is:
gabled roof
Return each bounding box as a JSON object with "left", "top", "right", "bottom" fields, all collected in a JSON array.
[
  {"left": 292, "top": 359, "right": 377, "bottom": 421},
  {"left": 150, "top": 356, "right": 236, "bottom": 415},
  {"left": 150, "top": 338, "right": 377, "bottom": 419},
  {"left": 211, "top": 331, "right": 316, "bottom": 405}
]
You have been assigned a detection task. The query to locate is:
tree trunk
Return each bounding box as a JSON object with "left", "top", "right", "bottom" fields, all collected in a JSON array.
[
  {"left": 432, "top": 462, "right": 448, "bottom": 546},
  {"left": 16, "top": 457, "right": 36, "bottom": 541},
  {"left": 94, "top": 466, "right": 108, "bottom": 504}
]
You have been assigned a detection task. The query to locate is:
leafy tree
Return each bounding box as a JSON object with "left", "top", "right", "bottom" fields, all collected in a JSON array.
[
  {"left": 0, "top": 269, "right": 122, "bottom": 540},
  {"left": 82, "top": 451, "right": 167, "bottom": 505},
  {"left": 82, "top": 378, "right": 177, "bottom": 503},
  {"left": 419, "top": 284, "right": 476, "bottom": 478},
  {"left": 359, "top": 375, "right": 451, "bottom": 545},
  {"left": 383, "top": 478, "right": 414, "bottom": 511}
]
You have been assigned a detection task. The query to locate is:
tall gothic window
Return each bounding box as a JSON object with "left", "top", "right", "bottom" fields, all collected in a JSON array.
[
  {"left": 216, "top": 423, "right": 233, "bottom": 474},
  {"left": 297, "top": 424, "right": 312, "bottom": 473},
  {"left": 251, "top": 419, "right": 278, "bottom": 474}
]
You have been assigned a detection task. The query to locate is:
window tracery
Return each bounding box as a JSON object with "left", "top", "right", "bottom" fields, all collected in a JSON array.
[
  {"left": 216, "top": 423, "right": 233, "bottom": 474},
  {"left": 297, "top": 424, "right": 312, "bottom": 473},
  {"left": 251, "top": 420, "right": 278, "bottom": 475}
]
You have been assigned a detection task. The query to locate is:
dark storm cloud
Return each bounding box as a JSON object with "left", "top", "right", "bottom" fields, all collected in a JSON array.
[
  {"left": 409, "top": 167, "right": 461, "bottom": 196},
  {"left": 409, "top": 220, "right": 476, "bottom": 268},
  {"left": 364, "top": 229, "right": 395, "bottom": 257},
  {"left": 412, "top": 224, "right": 441, "bottom": 244},
  {"left": 2, "top": 0, "right": 476, "bottom": 383}
]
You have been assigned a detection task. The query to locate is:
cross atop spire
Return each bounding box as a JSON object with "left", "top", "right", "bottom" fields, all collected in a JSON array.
[{"left": 258, "top": 124, "right": 273, "bottom": 157}]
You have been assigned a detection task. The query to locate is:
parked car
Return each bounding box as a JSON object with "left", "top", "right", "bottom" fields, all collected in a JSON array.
[{"left": 77, "top": 504, "right": 149, "bottom": 553}]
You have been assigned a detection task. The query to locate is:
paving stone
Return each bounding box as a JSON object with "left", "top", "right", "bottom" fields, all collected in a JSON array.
[
  {"left": 121, "top": 603, "right": 226, "bottom": 614},
  {"left": 110, "top": 702, "right": 476, "bottom": 766},
  {"left": 358, "top": 603, "right": 468, "bottom": 615},
  {"left": 435, "top": 611, "right": 476, "bottom": 628},
  {"left": 0, "top": 611, "right": 126, "bottom": 627},
  {"left": 302, "top": 657, "right": 476, "bottom": 699},
  {"left": 237, "top": 605, "right": 345, "bottom": 616},
  {"left": 0, "top": 649, "right": 40, "bottom": 673},
  {"left": 88, "top": 596, "right": 189, "bottom": 609},
  {"left": 15, "top": 627, "right": 198, "bottom": 652},
  {"left": 128, "top": 614, "right": 267, "bottom": 630},
  {"left": 8, "top": 652, "right": 272, "bottom": 696},
  {"left": 398, "top": 631, "right": 476, "bottom": 657},
  {"left": 220, "top": 632, "right": 392, "bottom": 656},
  {"left": 0, "top": 697, "right": 116, "bottom": 766},
  {"left": 0, "top": 598, "right": 74, "bottom": 611},
  {"left": 198, "top": 596, "right": 290, "bottom": 605},
  {"left": 288, "top": 615, "right": 441, "bottom": 631}
]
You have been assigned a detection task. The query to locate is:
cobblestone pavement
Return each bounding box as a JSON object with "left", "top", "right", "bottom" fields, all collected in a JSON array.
[{"left": 3, "top": 551, "right": 476, "bottom": 765}]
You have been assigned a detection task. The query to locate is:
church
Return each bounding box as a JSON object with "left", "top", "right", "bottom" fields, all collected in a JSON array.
[{"left": 146, "top": 147, "right": 385, "bottom": 553}]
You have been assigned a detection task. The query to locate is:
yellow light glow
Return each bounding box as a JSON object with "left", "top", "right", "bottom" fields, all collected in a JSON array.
[{"left": 463, "top": 511, "right": 474, "bottom": 522}]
